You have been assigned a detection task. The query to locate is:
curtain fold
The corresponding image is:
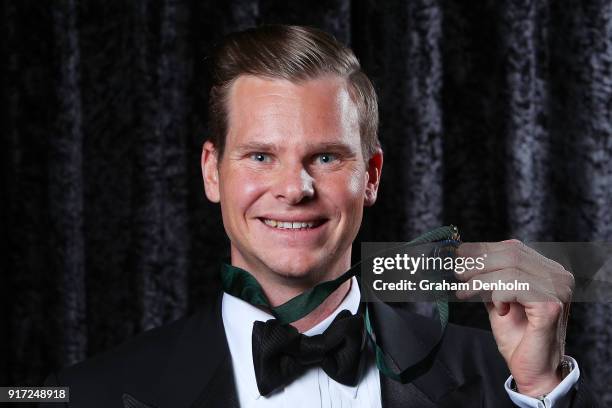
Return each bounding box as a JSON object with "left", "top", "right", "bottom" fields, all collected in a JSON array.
[
  {"left": 2, "top": 0, "right": 610, "bottom": 402},
  {"left": 501, "top": 0, "right": 552, "bottom": 240},
  {"left": 400, "top": 0, "right": 445, "bottom": 237},
  {"left": 50, "top": 0, "right": 87, "bottom": 368}
]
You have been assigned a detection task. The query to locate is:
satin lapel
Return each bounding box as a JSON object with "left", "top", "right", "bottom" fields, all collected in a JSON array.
[
  {"left": 371, "top": 300, "right": 480, "bottom": 407},
  {"left": 380, "top": 371, "right": 436, "bottom": 408},
  {"left": 380, "top": 371, "right": 484, "bottom": 408},
  {"left": 190, "top": 353, "right": 240, "bottom": 408},
  {"left": 368, "top": 300, "right": 446, "bottom": 374},
  {"left": 150, "top": 292, "right": 239, "bottom": 408}
]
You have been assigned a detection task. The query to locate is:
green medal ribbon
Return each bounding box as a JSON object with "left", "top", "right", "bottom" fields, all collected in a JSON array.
[{"left": 221, "top": 225, "right": 460, "bottom": 383}]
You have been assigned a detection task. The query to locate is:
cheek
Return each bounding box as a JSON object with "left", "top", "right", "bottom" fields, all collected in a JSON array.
[
  {"left": 323, "top": 166, "right": 367, "bottom": 211},
  {"left": 220, "top": 168, "right": 268, "bottom": 216}
]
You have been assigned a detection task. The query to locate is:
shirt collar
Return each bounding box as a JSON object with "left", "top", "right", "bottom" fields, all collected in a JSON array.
[{"left": 221, "top": 277, "right": 362, "bottom": 400}]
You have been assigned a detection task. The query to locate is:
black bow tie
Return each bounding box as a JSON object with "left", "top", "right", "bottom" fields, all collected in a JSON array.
[{"left": 251, "top": 310, "right": 366, "bottom": 396}]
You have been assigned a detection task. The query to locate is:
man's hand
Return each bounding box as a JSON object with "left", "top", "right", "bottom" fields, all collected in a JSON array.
[{"left": 455, "top": 240, "right": 574, "bottom": 397}]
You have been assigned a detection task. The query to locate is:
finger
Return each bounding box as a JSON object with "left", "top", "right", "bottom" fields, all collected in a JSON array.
[
  {"left": 455, "top": 269, "right": 560, "bottom": 301},
  {"left": 455, "top": 241, "right": 531, "bottom": 280},
  {"left": 458, "top": 240, "right": 553, "bottom": 268},
  {"left": 454, "top": 249, "right": 524, "bottom": 280},
  {"left": 499, "top": 240, "right": 571, "bottom": 279},
  {"left": 455, "top": 269, "right": 527, "bottom": 299},
  {"left": 485, "top": 301, "right": 510, "bottom": 316},
  {"left": 456, "top": 246, "right": 555, "bottom": 280},
  {"left": 457, "top": 242, "right": 508, "bottom": 258},
  {"left": 455, "top": 243, "right": 575, "bottom": 294},
  {"left": 490, "top": 287, "right": 559, "bottom": 306},
  {"left": 457, "top": 239, "right": 539, "bottom": 257},
  {"left": 490, "top": 291, "right": 564, "bottom": 329}
]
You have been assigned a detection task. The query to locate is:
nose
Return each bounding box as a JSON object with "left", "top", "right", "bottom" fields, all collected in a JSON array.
[{"left": 273, "top": 164, "right": 315, "bottom": 205}]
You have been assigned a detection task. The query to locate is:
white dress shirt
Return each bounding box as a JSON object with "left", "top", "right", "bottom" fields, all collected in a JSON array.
[
  {"left": 505, "top": 356, "right": 580, "bottom": 408},
  {"left": 221, "top": 277, "right": 579, "bottom": 408},
  {"left": 222, "top": 277, "right": 381, "bottom": 408}
]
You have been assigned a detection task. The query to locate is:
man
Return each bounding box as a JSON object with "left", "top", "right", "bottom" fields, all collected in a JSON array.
[{"left": 43, "top": 25, "right": 595, "bottom": 407}]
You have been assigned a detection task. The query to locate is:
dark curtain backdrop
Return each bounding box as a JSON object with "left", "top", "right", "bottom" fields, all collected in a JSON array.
[{"left": 2, "top": 0, "right": 611, "bottom": 403}]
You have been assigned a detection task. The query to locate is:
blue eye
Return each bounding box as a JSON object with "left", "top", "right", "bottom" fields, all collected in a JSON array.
[
  {"left": 317, "top": 153, "right": 337, "bottom": 164},
  {"left": 250, "top": 153, "right": 271, "bottom": 163}
]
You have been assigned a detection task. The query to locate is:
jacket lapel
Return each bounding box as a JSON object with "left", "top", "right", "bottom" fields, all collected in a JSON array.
[
  {"left": 380, "top": 370, "right": 485, "bottom": 408},
  {"left": 189, "top": 353, "right": 240, "bottom": 408},
  {"left": 380, "top": 372, "right": 437, "bottom": 408},
  {"left": 370, "top": 300, "right": 483, "bottom": 408},
  {"left": 122, "top": 292, "right": 240, "bottom": 408}
]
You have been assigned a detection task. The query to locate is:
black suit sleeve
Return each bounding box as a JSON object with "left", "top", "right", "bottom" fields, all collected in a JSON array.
[
  {"left": 571, "top": 376, "right": 598, "bottom": 408},
  {"left": 39, "top": 371, "right": 69, "bottom": 408}
]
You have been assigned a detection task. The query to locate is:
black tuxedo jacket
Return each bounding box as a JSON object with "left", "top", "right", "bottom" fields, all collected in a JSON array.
[{"left": 42, "top": 292, "right": 596, "bottom": 408}]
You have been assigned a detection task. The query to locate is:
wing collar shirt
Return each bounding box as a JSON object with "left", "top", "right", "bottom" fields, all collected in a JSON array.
[
  {"left": 222, "top": 277, "right": 381, "bottom": 408},
  {"left": 221, "top": 277, "right": 579, "bottom": 408}
]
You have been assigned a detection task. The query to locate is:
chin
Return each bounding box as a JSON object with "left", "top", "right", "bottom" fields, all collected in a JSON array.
[{"left": 264, "top": 255, "right": 327, "bottom": 282}]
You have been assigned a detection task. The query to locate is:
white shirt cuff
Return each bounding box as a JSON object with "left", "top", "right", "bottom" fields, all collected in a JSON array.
[{"left": 504, "top": 356, "right": 580, "bottom": 408}]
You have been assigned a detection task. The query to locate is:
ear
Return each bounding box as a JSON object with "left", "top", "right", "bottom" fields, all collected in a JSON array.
[
  {"left": 201, "top": 140, "right": 221, "bottom": 203},
  {"left": 364, "top": 148, "right": 383, "bottom": 207}
]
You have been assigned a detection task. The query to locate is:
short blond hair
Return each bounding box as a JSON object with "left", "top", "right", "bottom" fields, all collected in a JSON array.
[{"left": 208, "top": 25, "right": 379, "bottom": 160}]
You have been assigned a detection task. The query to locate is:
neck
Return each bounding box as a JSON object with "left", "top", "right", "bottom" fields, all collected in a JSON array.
[
  {"left": 290, "top": 279, "right": 351, "bottom": 332},
  {"left": 230, "top": 252, "right": 353, "bottom": 332}
]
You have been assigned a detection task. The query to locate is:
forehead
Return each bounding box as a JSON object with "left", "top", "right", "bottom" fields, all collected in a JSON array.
[{"left": 225, "top": 75, "right": 360, "bottom": 148}]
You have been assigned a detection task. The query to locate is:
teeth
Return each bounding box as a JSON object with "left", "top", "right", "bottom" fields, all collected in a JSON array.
[{"left": 263, "top": 219, "right": 317, "bottom": 229}]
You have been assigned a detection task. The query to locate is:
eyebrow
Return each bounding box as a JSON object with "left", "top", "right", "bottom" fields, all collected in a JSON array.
[
  {"left": 304, "top": 142, "right": 357, "bottom": 156},
  {"left": 233, "top": 142, "right": 278, "bottom": 154}
]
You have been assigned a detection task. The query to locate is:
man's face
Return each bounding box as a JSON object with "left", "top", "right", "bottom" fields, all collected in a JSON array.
[{"left": 202, "top": 75, "right": 382, "bottom": 286}]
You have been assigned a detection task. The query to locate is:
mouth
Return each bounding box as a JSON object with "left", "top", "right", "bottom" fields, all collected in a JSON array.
[{"left": 258, "top": 217, "right": 327, "bottom": 230}]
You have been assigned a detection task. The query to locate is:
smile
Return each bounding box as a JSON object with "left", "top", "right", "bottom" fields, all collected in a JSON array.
[{"left": 260, "top": 218, "right": 325, "bottom": 230}]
